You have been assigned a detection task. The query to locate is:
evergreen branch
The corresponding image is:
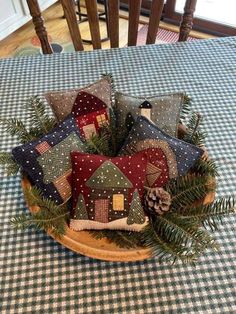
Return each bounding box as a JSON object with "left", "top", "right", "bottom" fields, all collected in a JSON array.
[
  {"left": 184, "top": 130, "right": 207, "bottom": 147},
  {"left": 0, "top": 152, "right": 20, "bottom": 176},
  {"left": 156, "top": 213, "right": 218, "bottom": 250},
  {"left": 180, "top": 95, "right": 191, "bottom": 120},
  {"left": 25, "top": 96, "right": 56, "bottom": 134},
  {"left": 86, "top": 131, "right": 111, "bottom": 156},
  {"left": 0, "top": 118, "right": 35, "bottom": 143},
  {"left": 101, "top": 73, "right": 115, "bottom": 106},
  {"left": 193, "top": 158, "right": 219, "bottom": 177},
  {"left": 142, "top": 221, "right": 198, "bottom": 264},
  {"left": 11, "top": 186, "right": 70, "bottom": 238},
  {"left": 180, "top": 197, "right": 235, "bottom": 231},
  {"left": 10, "top": 209, "right": 69, "bottom": 238},
  {"left": 165, "top": 175, "right": 213, "bottom": 211},
  {"left": 182, "top": 112, "right": 207, "bottom": 146},
  {"left": 89, "top": 230, "right": 143, "bottom": 248}
]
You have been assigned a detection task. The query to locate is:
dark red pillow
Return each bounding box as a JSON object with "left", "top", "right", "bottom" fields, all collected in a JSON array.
[
  {"left": 72, "top": 91, "right": 109, "bottom": 141},
  {"left": 70, "top": 152, "right": 149, "bottom": 232}
]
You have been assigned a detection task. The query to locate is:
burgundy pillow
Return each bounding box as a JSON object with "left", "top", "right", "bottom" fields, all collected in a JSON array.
[{"left": 70, "top": 152, "right": 149, "bottom": 232}]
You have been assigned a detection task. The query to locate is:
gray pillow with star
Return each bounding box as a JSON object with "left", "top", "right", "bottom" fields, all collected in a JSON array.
[{"left": 114, "top": 92, "right": 184, "bottom": 137}]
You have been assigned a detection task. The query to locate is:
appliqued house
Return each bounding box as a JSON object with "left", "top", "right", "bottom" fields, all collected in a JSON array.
[
  {"left": 72, "top": 91, "right": 109, "bottom": 140},
  {"left": 139, "top": 100, "right": 153, "bottom": 120},
  {"left": 70, "top": 155, "right": 148, "bottom": 231},
  {"left": 85, "top": 161, "right": 132, "bottom": 223}
]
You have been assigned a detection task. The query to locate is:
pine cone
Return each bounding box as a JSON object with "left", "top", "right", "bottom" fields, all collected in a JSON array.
[{"left": 145, "top": 187, "right": 171, "bottom": 216}]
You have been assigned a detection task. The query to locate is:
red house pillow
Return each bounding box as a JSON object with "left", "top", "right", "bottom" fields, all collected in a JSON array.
[
  {"left": 45, "top": 76, "right": 112, "bottom": 124},
  {"left": 70, "top": 152, "right": 149, "bottom": 232},
  {"left": 71, "top": 90, "right": 109, "bottom": 140}
]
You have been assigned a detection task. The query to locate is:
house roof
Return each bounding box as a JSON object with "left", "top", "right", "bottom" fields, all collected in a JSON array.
[
  {"left": 139, "top": 100, "right": 152, "bottom": 109},
  {"left": 72, "top": 91, "right": 107, "bottom": 116},
  {"left": 86, "top": 160, "right": 133, "bottom": 189}
]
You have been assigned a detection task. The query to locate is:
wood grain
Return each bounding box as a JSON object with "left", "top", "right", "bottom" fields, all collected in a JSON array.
[
  {"left": 179, "top": 0, "right": 197, "bottom": 42},
  {"left": 85, "top": 0, "right": 102, "bottom": 49},
  {"left": 146, "top": 0, "right": 164, "bottom": 45},
  {"left": 108, "top": 0, "right": 120, "bottom": 48},
  {"left": 60, "top": 0, "right": 84, "bottom": 51},
  {"left": 127, "top": 0, "right": 142, "bottom": 46},
  {"left": 26, "top": 0, "right": 53, "bottom": 54},
  {"left": 22, "top": 171, "right": 215, "bottom": 261}
]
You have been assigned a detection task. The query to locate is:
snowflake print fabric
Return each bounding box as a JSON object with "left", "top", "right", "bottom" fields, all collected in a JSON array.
[
  {"left": 119, "top": 116, "right": 203, "bottom": 188},
  {"left": 70, "top": 152, "right": 149, "bottom": 232},
  {"left": 12, "top": 115, "right": 86, "bottom": 204}
]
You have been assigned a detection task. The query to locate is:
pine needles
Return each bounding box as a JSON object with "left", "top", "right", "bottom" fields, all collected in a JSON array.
[
  {"left": 0, "top": 96, "right": 56, "bottom": 176},
  {"left": 25, "top": 96, "right": 56, "bottom": 134},
  {"left": 0, "top": 96, "right": 56, "bottom": 145},
  {"left": 0, "top": 152, "right": 20, "bottom": 176},
  {"left": 2, "top": 89, "right": 235, "bottom": 264},
  {"left": 11, "top": 186, "right": 69, "bottom": 238}
]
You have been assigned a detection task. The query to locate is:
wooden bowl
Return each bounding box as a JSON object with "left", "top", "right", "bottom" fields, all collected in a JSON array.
[{"left": 22, "top": 175, "right": 215, "bottom": 262}]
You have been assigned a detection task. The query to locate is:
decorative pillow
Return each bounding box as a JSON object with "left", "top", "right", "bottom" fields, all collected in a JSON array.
[
  {"left": 114, "top": 91, "right": 184, "bottom": 137},
  {"left": 119, "top": 116, "right": 203, "bottom": 188},
  {"left": 70, "top": 152, "right": 149, "bottom": 232},
  {"left": 45, "top": 76, "right": 112, "bottom": 122},
  {"left": 12, "top": 115, "right": 86, "bottom": 204}
]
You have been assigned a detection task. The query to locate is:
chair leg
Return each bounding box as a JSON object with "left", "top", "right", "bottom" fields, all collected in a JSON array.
[
  {"left": 103, "top": 0, "right": 109, "bottom": 38},
  {"left": 77, "top": 0, "right": 82, "bottom": 21},
  {"left": 178, "top": 0, "right": 197, "bottom": 42},
  {"left": 26, "top": 0, "right": 53, "bottom": 54}
]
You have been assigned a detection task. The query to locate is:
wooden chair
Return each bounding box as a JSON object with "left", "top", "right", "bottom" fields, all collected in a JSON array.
[{"left": 26, "top": 0, "right": 197, "bottom": 54}]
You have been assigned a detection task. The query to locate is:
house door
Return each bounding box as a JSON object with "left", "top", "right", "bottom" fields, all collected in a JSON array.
[{"left": 94, "top": 199, "right": 109, "bottom": 223}]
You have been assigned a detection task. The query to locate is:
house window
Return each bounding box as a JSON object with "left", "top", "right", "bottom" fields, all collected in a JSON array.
[
  {"left": 112, "top": 194, "right": 124, "bottom": 211},
  {"left": 96, "top": 114, "right": 107, "bottom": 126}
]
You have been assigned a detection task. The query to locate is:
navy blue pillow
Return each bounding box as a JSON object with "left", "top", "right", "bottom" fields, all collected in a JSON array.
[
  {"left": 12, "top": 115, "right": 85, "bottom": 204},
  {"left": 119, "top": 116, "right": 203, "bottom": 187}
]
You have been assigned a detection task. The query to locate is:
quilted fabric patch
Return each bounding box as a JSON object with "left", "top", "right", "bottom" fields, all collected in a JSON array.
[
  {"left": 12, "top": 115, "right": 86, "bottom": 204},
  {"left": 114, "top": 91, "right": 184, "bottom": 137},
  {"left": 119, "top": 116, "right": 203, "bottom": 187},
  {"left": 71, "top": 90, "right": 109, "bottom": 140},
  {"left": 70, "top": 152, "right": 149, "bottom": 232},
  {"left": 45, "top": 76, "right": 112, "bottom": 122}
]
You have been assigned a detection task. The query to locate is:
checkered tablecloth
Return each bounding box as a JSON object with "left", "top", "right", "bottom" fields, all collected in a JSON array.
[{"left": 0, "top": 37, "right": 236, "bottom": 314}]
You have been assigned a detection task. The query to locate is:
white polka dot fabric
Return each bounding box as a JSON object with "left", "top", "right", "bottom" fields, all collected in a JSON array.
[
  {"left": 115, "top": 91, "right": 184, "bottom": 137},
  {"left": 45, "top": 76, "right": 112, "bottom": 122}
]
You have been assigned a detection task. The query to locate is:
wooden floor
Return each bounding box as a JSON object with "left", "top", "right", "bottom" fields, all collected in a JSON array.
[{"left": 0, "top": 2, "right": 213, "bottom": 59}]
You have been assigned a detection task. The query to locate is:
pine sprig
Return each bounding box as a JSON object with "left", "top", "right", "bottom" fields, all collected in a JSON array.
[
  {"left": 0, "top": 118, "right": 35, "bottom": 144},
  {"left": 142, "top": 221, "right": 198, "bottom": 264},
  {"left": 180, "top": 95, "right": 191, "bottom": 121},
  {"left": 183, "top": 112, "right": 207, "bottom": 147},
  {"left": 193, "top": 158, "right": 219, "bottom": 177},
  {"left": 156, "top": 213, "right": 218, "bottom": 250},
  {"left": 11, "top": 186, "right": 69, "bottom": 238},
  {"left": 86, "top": 129, "right": 112, "bottom": 156},
  {"left": 89, "top": 230, "right": 143, "bottom": 248},
  {"left": 86, "top": 109, "right": 127, "bottom": 156},
  {"left": 180, "top": 197, "right": 235, "bottom": 231},
  {"left": 165, "top": 175, "right": 213, "bottom": 211},
  {"left": 25, "top": 96, "right": 56, "bottom": 134},
  {"left": 0, "top": 152, "right": 20, "bottom": 175}
]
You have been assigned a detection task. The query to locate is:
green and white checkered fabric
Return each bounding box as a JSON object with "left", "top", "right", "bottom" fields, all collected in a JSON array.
[{"left": 0, "top": 37, "right": 236, "bottom": 314}]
